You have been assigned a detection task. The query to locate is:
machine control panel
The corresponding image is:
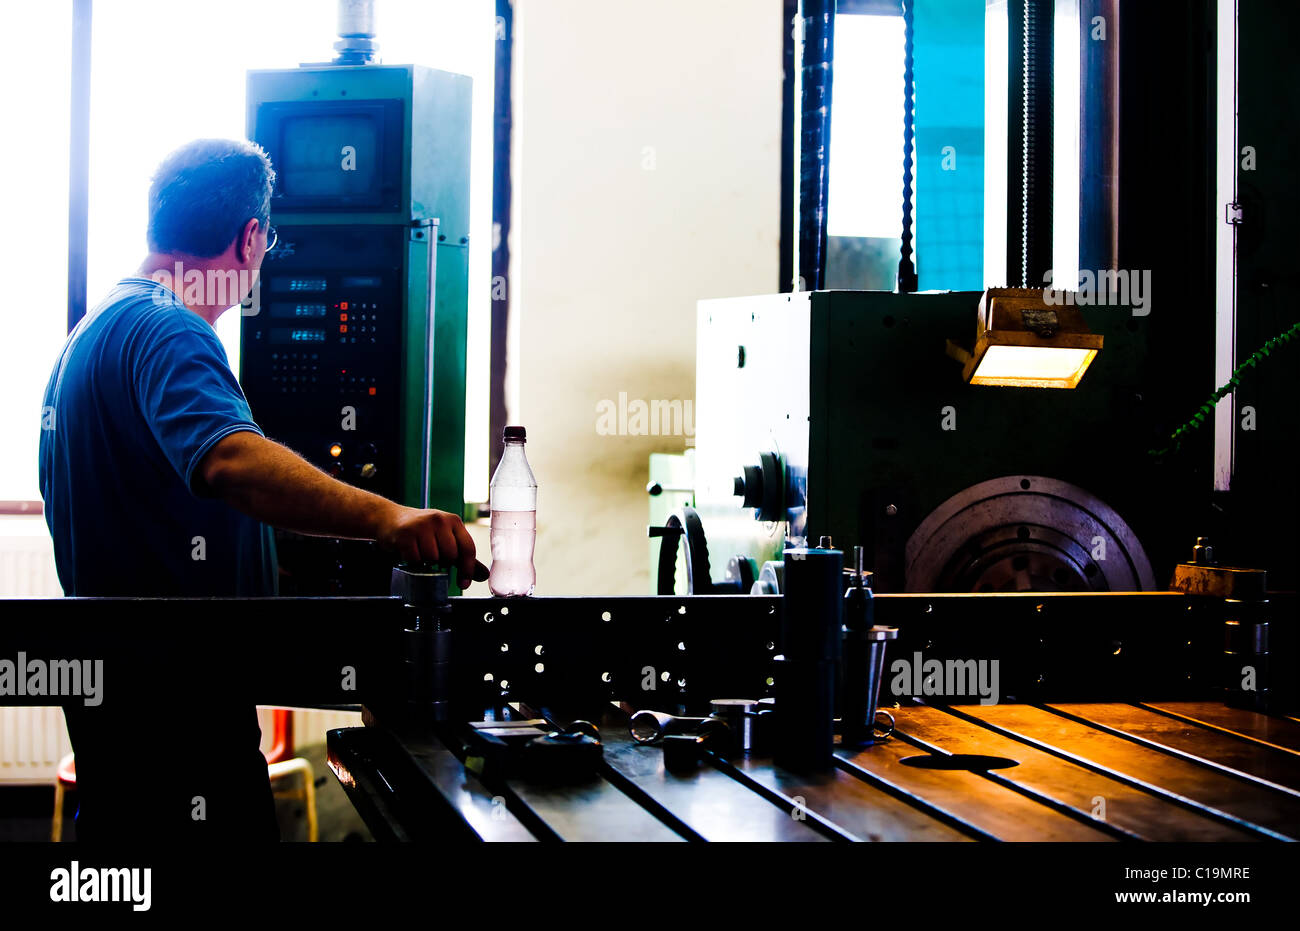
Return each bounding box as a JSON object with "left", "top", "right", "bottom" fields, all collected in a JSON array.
[{"left": 242, "top": 225, "right": 407, "bottom": 502}]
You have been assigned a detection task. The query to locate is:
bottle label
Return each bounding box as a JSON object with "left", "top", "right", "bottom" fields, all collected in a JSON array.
[{"left": 489, "top": 485, "right": 536, "bottom": 512}]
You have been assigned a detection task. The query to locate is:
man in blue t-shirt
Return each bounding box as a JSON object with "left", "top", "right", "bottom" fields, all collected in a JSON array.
[{"left": 38, "top": 138, "right": 487, "bottom": 841}]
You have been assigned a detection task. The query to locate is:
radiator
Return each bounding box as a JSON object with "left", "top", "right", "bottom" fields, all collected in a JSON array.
[
  {"left": 0, "top": 707, "right": 72, "bottom": 785},
  {"left": 0, "top": 516, "right": 61, "bottom": 597},
  {"left": 0, "top": 517, "right": 69, "bottom": 782}
]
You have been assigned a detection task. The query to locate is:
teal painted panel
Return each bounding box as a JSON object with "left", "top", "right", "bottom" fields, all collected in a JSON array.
[{"left": 914, "top": 0, "right": 985, "bottom": 290}]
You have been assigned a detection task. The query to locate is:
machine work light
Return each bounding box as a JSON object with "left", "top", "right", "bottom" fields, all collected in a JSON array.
[{"left": 947, "top": 288, "right": 1103, "bottom": 389}]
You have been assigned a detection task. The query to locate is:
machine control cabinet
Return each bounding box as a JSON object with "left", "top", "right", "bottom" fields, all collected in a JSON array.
[{"left": 242, "top": 64, "right": 471, "bottom": 592}]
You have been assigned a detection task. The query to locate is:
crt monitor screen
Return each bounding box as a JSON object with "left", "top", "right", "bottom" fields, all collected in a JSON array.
[{"left": 280, "top": 114, "right": 380, "bottom": 198}]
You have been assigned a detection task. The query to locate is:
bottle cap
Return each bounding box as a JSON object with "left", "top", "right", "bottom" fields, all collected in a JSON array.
[{"left": 504, "top": 425, "right": 526, "bottom": 440}]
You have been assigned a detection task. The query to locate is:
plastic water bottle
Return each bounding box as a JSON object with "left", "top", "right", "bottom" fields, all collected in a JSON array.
[{"left": 488, "top": 425, "right": 537, "bottom": 597}]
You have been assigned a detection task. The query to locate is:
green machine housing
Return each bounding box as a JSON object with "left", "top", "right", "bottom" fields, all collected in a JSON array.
[
  {"left": 688, "top": 290, "right": 1206, "bottom": 595},
  {"left": 242, "top": 64, "right": 471, "bottom": 593}
]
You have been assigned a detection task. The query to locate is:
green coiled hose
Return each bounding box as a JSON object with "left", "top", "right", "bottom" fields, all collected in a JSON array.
[{"left": 1149, "top": 320, "right": 1300, "bottom": 458}]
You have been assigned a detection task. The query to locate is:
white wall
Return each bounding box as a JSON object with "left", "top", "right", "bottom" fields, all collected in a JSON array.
[{"left": 510, "top": 0, "right": 783, "bottom": 595}]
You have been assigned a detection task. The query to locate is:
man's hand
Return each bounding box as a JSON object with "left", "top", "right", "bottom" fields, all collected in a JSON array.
[
  {"left": 376, "top": 505, "right": 489, "bottom": 585},
  {"left": 200, "top": 431, "right": 489, "bottom": 587}
]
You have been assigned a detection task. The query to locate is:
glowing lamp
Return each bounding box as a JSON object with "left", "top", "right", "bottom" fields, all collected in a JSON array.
[{"left": 956, "top": 288, "right": 1103, "bottom": 389}]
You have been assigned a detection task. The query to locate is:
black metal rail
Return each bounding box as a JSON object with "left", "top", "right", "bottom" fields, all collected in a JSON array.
[{"left": 0, "top": 591, "right": 1231, "bottom": 714}]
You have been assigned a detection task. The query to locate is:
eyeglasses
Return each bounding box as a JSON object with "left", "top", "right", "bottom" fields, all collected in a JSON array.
[{"left": 265, "top": 224, "right": 278, "bottom": 252}]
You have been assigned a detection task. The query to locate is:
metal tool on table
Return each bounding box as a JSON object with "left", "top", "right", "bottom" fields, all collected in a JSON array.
[
  {"left": 393, "top": 564, "right": 455, "bottom": 722},
  {"left": 1223, "top": 596, "right": 1271, "bottom": 712},
  {"left": 629, "top": 710, "right": 716, "bottom": 744},
  {"left": 1170, "top": 537, "right": 1272, "bottom": 712},
  {"left": 629, "top": 699, "right": 775, "bottom": 766},
  {"left": 628, "top": 708, "right": 732, "bottom": 772},
  {"left": 462, "top": 718, "right": 603, "bottom": 782},
  {"left": 661, "top": 726, "right": 731, "bottom": 773},
  {"left": 841, "top": 546, "right": 899, "bottom": 747},
  {"left": 707, "top": 698, "right": 773, "bottom": 753},
  {"left": 776, "top": 536, "right": 842, "bottom": 772}
]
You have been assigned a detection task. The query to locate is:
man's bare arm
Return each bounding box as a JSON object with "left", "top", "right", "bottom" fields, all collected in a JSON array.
[{"left": 197, "top": 430, "right": 486, "bottom": 585}]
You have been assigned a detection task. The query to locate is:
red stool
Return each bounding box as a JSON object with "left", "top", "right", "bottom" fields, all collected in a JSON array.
[
  {"left": 50, "top": 753, "right": 76, "bottom": 842},
  {"left": 262, "top": 708, "right": 319, "bottom": 842}
]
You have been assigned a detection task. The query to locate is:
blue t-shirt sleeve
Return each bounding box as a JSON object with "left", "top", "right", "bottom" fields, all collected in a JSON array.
[{"left": 133, "top": 316, "right": 263, "bottom": 494}]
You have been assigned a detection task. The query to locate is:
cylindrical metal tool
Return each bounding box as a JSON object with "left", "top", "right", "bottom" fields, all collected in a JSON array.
[
  {"left": 393, "top": 566, "right": 454, "bottom": 721},
  {"left": 1224, "top": 598, "right": 1270, "bottom": 712},
  {"left": 841, "top": 546, "right": 898, "bottom": 747},
  {"left": 629, "top": 710, "right": 713, "bottom": 744},
  {"left": 709, "top": 699, "right": 759, "bottom": 753},
  {"left": 862, "top": 625, "right": 899, "bottom": 741},
  {"left": 776, "top": 540, "right": 842, "bottom": 771},
  {"left": 630, "top": 710, "right": 732, "bottom": 771},
  {"left": 841, "top": 547, "right": 873, "bottom": 746}
]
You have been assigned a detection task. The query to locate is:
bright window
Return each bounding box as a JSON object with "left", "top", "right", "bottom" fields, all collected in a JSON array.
[
  {"left": 827, "top": 13, "right": 907, "bottom": 239},
  {"left": 0, "top": 3, "right": 72, "bottom": 501}
]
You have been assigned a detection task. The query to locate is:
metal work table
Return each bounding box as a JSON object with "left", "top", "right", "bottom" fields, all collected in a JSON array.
[
  {"left": 327, "top": 700, "right": 1300, "bottom": 842},
  {"left": 1, "top": 587, "right": 1292, "bottom": 842}
]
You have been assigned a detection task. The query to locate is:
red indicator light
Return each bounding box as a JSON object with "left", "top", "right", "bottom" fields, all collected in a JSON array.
[
  {"left": 340, "top": 313, "right": 348, "bottom": 322},
  {"left": 368, "top": 387, "right": 376, "bottom": 396},
  {"left": 339, "top": 325, "right": 348, "bottom": 333},
  {"left": 340, "top": 302, "right": 349, "bottom": 310}
]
